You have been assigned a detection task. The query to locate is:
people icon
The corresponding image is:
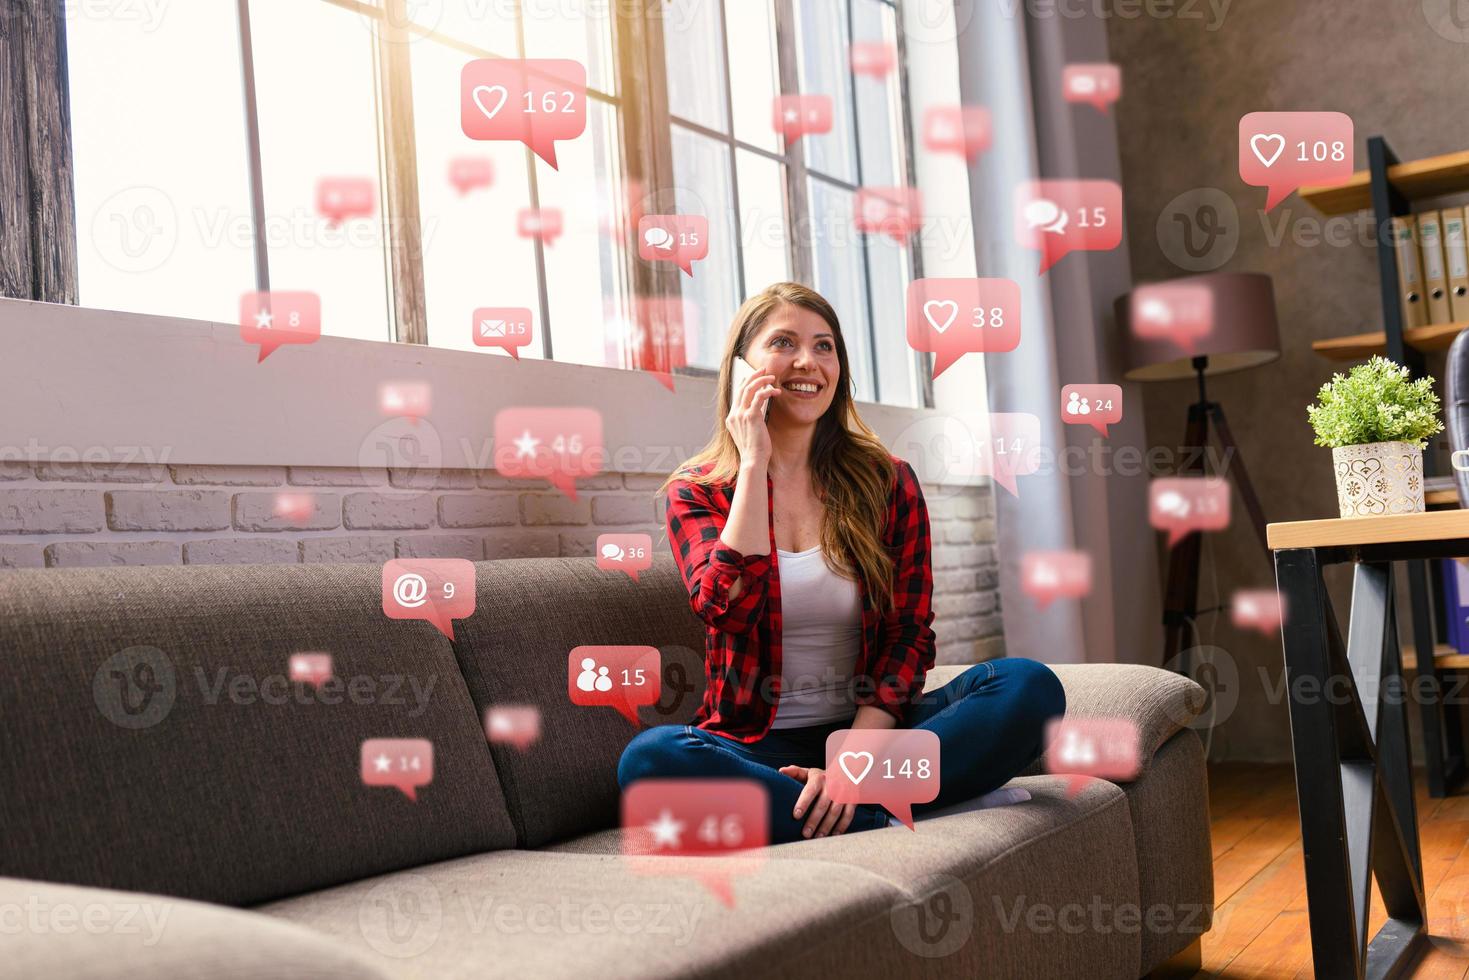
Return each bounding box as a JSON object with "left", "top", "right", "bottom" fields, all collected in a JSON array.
[
  {"left": 576, "top": 657, "right": 614, "bottom": 693},
  {"left": 1065, "top": 391, "right": 1091, "bottom": 416},
  {"left": 1058, "top": 729, "right": 1098, "bottom": 767}
]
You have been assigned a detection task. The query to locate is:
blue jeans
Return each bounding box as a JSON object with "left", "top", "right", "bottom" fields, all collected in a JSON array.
[{"left": 617, "top": 657, "right": 1066, "bottom": 846}]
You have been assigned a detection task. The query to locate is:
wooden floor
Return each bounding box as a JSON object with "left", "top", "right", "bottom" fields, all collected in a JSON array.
[{"left": 1204, "top": 763, "right": 1469, "bottom": 977}]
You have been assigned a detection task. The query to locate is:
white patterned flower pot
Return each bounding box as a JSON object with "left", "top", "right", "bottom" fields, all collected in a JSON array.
[{"left": 1331, "top": 441, "right": 1424, "bottom": 518}]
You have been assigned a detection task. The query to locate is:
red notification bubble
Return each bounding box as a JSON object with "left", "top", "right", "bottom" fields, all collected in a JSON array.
[
  {"left": 638, "top": 215, "right": 708, "bottom": 277},
  {"left": 1150, "top": 476, "right": 1230, "bottom": 548},
  {"left": 381, "top": 558, "right": 476, "bottom": 640},
  {"left": 1231, "top": 589, "right": 1286, "bottom": 636},
  {"left": 448, "top": 156, "right": 494, "bottom": 195},
  {"left": 1128, "top": 282, "right": 1214, "bottom": 355},
  {"left": 922, "top": 105, "right": 991, "bottom": 163},
  {"left": 855, "top": 187, "right": 923, "bottom": 243},
  {"left": 905, "top": 277, "right": 1020, "bottom": 379},
  {"left": 596, "top": 533, "right": 654, "bottom": 582},
  {"left": 622, "top": 779, "right": 768, "bottom": 907},
  {"left": 288, "top": 652, "right": 333, "bottom": 690},
  {"left": 361, "top": 738, "right": 434, "bottom": 802},
  {"left": 378, "top": 381, "right": 431, "bottom": 422},
  {"left": 485, "top": 704, "right": 541, "bottom": 751},
  {"left": 567, "top": 645, "right": 661, "bottom": 728},
  {"left": 316, "top": 177, "right": 376, "bottom": 226},
  {"left": 492, "top": 406, "right": 604, "bottom": 499},
  {"left": 850, "top": 41, "right": 896, "bottom": 79},
  {"left": 625, "top": 295, "right": 693, "bottom": 391},
  {"left": 1020, "top": 550, "right": 1093, "bottom": 610},
  {"left": 1060, "top": 383, "right": 1122, "bottom": 437},
  {"left": 1044, "top": 718, "right": 1139, "bottom": 798},
  {"left": 1062, "top": 64, "right": 1121, "bottom": 115},
  {"left": 239, "top": 291, "right": 320, "bottom": 363},
  {"left": 472, "top": 306, "right": 533, "bottom": 360},
  {"left": 979, "top": 412, "right": 1043, "bottom": 498},
  {"left": 1238, "top": 111, "right": 1353, "bottom": 212},
  {"left": 460, "top": 58, "right": 587, "bottom": 170},
  {"left": 273, "top": 493, "right": 316, "bottom": 523},
  {"left": 1014, "top": 180, "right": 1123, "bottom": 274},
  {"left": 772, "top": 94, "right": 833, "bottom": 145},
  {"left": 518, "top": 207, "right": 563, "bottom": 247},
  {"left": 824, "top": 729, "right": 940, "bottom": 830}
]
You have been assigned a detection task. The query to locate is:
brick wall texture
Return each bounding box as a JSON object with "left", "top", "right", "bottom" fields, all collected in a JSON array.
[{"left": 0, "top": 462, "right": 1002, "bottom": 665}]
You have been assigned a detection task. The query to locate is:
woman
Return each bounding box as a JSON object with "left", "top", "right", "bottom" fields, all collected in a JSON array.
[{"left": 618, "top": 282, "right": 1065, "bottom": 845}]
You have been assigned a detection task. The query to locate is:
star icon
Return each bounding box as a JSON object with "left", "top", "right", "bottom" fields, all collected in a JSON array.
[
  {"left": 254, "top": 309, "right": 274, "bottom": 329},
  {"left": 645, "top": 808, "right": 685, "bottom": 849},
  {"left": 513, "top": 429, "right": 541, "bottom": 459},
  {"left": 373, "top": 753, "right": 392, "bottom": 773}
]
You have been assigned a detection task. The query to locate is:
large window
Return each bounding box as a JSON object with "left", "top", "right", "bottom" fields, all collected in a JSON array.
[{"left": 66, "top": 0, "right": 930, "bottom": 407}]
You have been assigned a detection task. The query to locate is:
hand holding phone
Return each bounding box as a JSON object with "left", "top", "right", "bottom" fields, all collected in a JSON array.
[
  {"left": 731, "top": 356, "right": 771, "bottom": 419},
  {"left": 726, "top": 356, "right": 778, "bottom": 468}
]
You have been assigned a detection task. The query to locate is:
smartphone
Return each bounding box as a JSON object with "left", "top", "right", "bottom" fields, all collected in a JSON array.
[{"left": 732, "top": 356, "right": 770, "bottom": 418}]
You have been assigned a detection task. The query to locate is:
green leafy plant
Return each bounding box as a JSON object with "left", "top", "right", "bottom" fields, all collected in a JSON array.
[{"left": 1306, "top": 355, "right": 1444, "bottom": 449}]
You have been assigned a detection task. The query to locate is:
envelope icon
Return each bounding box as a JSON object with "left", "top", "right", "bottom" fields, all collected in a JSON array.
[{"left": 480, "top": 319, "right": 507, "bottom": 338}]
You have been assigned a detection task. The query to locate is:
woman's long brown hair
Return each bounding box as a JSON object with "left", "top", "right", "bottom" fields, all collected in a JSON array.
[{"left": 662, "top": 282, "right": 897, "bottom": 613}]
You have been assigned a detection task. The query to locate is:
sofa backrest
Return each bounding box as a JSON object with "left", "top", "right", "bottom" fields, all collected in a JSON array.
[
  {"left": 451, "top": 556, "right": 707, "bottom": 847},
  {"left": 0, "top": 563, "right": 517, "bottom": 907}
]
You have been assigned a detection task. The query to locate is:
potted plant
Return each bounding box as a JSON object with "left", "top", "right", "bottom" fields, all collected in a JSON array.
[{"left": 1306, "top": 355, "right": 1444, "bottom": 518}]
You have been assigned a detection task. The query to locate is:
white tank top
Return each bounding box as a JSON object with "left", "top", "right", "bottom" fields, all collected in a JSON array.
[{"left": 770, "top": 545, "right": 862, "bottom": 729}]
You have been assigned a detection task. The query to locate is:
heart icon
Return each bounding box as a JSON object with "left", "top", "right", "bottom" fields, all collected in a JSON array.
[
  {"left": 922, "top": 300, "right": 959, "bottom": 334},
  {"left": 838, "top": 750, "right": 875, "bottom": 785},
  {"left": 472, "top": 84, "right": 509, "bottom": 122},
  {"left": 1249, "top": 133, "right": 1284, "bottom": 169}
]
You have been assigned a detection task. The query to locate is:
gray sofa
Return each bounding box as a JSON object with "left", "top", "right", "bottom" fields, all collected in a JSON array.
[{"left": 0, "top": 556, "right": 1212, "bottom": 979}]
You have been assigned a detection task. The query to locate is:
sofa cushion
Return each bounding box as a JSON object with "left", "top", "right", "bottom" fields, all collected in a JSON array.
[
  {"left": 3, "top": 875, "right": 392, "bottom": 980},
  {"left": 450, "top": 556, "right": 708, "bottom": 846},
  {"left": 0, "top": 564, "right": 516, "bottom": 906}
]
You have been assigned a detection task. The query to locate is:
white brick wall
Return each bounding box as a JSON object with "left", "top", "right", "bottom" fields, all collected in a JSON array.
[{"left": 0, "top": 463, "right": 1002, "bottom": 665}]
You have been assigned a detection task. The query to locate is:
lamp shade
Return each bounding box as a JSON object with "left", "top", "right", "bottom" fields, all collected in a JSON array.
[{"left": 1115, "top": 272, "right": 1281, "bottom": 382}]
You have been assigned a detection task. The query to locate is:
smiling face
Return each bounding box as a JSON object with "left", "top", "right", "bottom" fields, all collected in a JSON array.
[{"left": 742, "top": 303, "right": 842, "bottom": 425}]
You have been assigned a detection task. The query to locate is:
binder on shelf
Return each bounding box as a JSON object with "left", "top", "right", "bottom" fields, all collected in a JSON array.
[
  {"left": 1418, "top": 210, "right": 1452, "bottom": 325},
  {"left": 1445, "top": 206, "right": 1469, "bottom": 323},
  {"left": 1392, "top": 215, "right": 1428, "bottom": 329},
  {"left": 1444, "top": 559, "right": 1469, "bottom": 655}
]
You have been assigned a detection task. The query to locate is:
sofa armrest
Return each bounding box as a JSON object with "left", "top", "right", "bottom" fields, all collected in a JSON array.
[
  {"left": 924, "top": 662, "right": 1205, "bottom": 780},
  {"left": 1, "top": 876, "right": 390, "bottom": 980}
]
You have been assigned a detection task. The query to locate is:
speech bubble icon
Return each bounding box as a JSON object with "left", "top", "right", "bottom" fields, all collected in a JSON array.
[
  {"left": 1059, "top": 383, "right": 1123, "bottom": 437},
  {"left": 492, "top": 406, "right": 604, "bottom": 499},
  {"left": 905, "top": 277, "right": 1021, "bottom": 379},
  {"left": 824, "top": 728, "right": 940, "bottom": 830},
  {"left": 316, "top": 176, "right": 376, "bottom": 226},
  {"left": 977, "top": 412, "right": 1043, "bottom": 498},
  {"left": 378, "top": 381, "right": 432, "bottom": 423},
  {"left": 1020, "top": 550, "right": 1093, "bottom": 610},
  {"left": 288, "top": 652, "right": 333, "bottom": 690},
  {"left": 623, "top": 295, "right": 694, "bottom": 392},
  {"left": 772, "top": 94, "right": 833, "bottom": 145},
  {"left": 1238, "top": 111, "right": 1353, "bottom": 212},
  {"left": 1231, "top": 589, "right": 1286, "bottom": 637},
  {"left": 1062, "top": 63, "right": 1121, "bottom": 114},
  {"left": 922, "top": 105, "right": 991, "bottom": 163},
  {"left": 1150, "top": 476, "right": 1231, "bottom": 548},
  {"left": 567, "top": 645, "right": 661, "bottom": 727},
  {"left": 1127, "top": 282, "right": 1215, "bottom": 355},
  {"left": 622, "top": 779, "right": 768, "bottom": 907},
  {"left": 855, "top": 187, "right": 923, "bottom": 243},
  {"left": 517, "top": 207, "right": 563, "bottom": 246},
  {"left": 637, "top": 214, "right": 708, "bottom": 277},
  {"left": 239, "top": 291, "right": 321, "bottom": 363},
  {"left": 1043, "top": 718, "right": 1139, "bottom": 798},
  {"left": 1014, "top": 179, "right": 1123, "bottom": 274},
  {"left": 471, "top": 306, "right": 534, "bottom": 360},
  {"left": 596, "top": 533, "right": 654, "bottom": 582},
  {"left": 484, "top": 704, "right": 541, "bottom": 751},
  {"left": 448, "top": 156, "right": 494, "bottom": 195},
  {"left": 850, "top": 41, "right": 896, "bottom": 79},
  {"left": 460, "top": 58, "right": 587, "bottom": 169},
  {"left": 381, "top": 558, "right": 476, "bottom": 639},
  {"left": 361, "top": 738, "right": 434, "bottom": 802}
]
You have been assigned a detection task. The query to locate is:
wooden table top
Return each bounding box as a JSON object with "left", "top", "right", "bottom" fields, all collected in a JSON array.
[{"left": 1267, "top": 509, "right": 1469, "bottom": 550}]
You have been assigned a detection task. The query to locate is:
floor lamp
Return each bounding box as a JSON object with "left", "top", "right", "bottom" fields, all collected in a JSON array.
[{"left": 1114, "top": 272, "right": 1282, "bottom": 672}]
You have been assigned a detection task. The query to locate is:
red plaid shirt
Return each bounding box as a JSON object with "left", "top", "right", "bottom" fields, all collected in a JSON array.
[{"left": 665, "top": 457, "right": 936, "bottom": 744}]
